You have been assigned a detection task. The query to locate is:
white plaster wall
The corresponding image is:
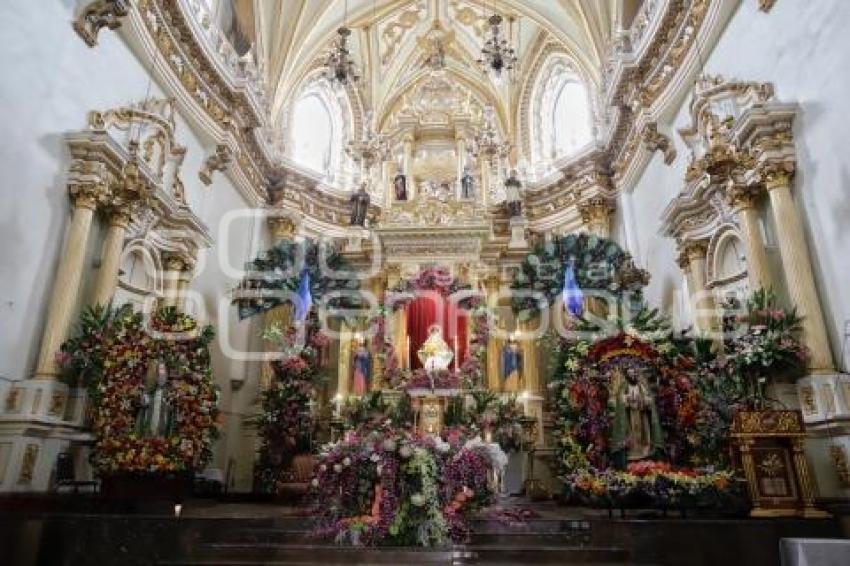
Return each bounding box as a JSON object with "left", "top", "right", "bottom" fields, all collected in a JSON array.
[
  {"left": 626, "top": 0, "right": 850, "bottom": 364},
  {"left": 0, "top": 0, "right": 262, "bottom": 479},
  {"left": 624, "top": 150, "right": 689, "bottom": 327}
]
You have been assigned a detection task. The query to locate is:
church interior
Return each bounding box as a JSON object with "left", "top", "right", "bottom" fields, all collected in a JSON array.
[{"left": 3, "top": 0, "right": 850, "bottom": 564}]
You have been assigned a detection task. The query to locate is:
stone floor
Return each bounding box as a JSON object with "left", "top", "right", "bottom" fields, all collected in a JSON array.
[{"left": 1, "top": 496, "right": 847, "bottom": 566}]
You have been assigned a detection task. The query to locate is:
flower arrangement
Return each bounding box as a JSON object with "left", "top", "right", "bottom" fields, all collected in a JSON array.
[
  {"left": 387, "top": 266, "right": 482, "bottom": 311},
  {"left": 312, "top": 425, "right": 497, "bottom": 546},
  {"left": 254, "top": 320, "right": 323, "bottom": 493},
  {"left": 563, "top": 461, "right": 742, "bottom": 510},
  {"left": 60, "top": 305, "right": 219, "bottom": 475},
  {"left": 404, "top": 369, "right": 461, "bottom": 391},
  {"left": 728, "top": 288, "right": 808, "bottom": 405}
]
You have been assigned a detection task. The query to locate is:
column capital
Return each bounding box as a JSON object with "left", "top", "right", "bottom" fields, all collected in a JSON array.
[
  {"left": 267, "top": 215, "right": 298, "bottom": 241},
  {"left": 105, "top": 206, "right": 132, "bottom": 228},
  {"left": 725, "top": 180, "right": 763, "bottom": 212},
  {"left": 761, "top": 162, "right": 795, "bottom": 191},
  {"left": 163, "top": 254, "right": 192, "bottom": 273},
  {"left": 682, "top": 240, "right": 709, "bottom": 261},
  {"left": 577, "top": 196, "right": 616, "bottom": 225},
  {"left": 676, "top": 249, "right": 692, "bottom": 273}
]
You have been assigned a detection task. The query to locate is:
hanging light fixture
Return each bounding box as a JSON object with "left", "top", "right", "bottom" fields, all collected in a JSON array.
[
  {"left": 323, "top": 0, "right": 359, "bottom": 84},
  {"left": 477, "top": 12, "right": 517, "bottom": 80}
]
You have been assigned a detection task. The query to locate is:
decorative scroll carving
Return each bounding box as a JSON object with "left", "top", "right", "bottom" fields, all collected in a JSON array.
[
  {"left": 73, "top": 0, "right": 130, "bottom": 47},
  {"left": 642, "top": 123, "right": 677, "bottom": 165},
  {"left": 199, "top": 144, "right": 234, "bottom": 186},
  {"left": 759, "top": 0, "right": 778, "bottom": 12}
]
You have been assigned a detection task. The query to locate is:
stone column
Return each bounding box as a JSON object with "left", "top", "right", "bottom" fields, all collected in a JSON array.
[
  {"left": 338, "top": 321, "right": 353, "bottom": 399},
  {"left": 484, "top": 275, "right": 501, "bottom": 392},
  {"left": 764, "top": 169, "right": 834, "bottom": 372},
  {"left": 728, "top": 184, "right": 772, "bottom": 291},
  {"left": 175, "top": 267, "right": 194, "bottom": 312},
  {"left": 518, "top": 318, "right": 540, "bottom": 394},
  {"left": 402, "top": 135, "right": 414, "bottom": 199},
  {"left": 682, "top": 241, "right": 718, "bottom": 337},
  {"left": 91, "top": 208, "right": 131, "bottom": 307},
  {"left": 578, "top": 197, "right": 615, "bottom": 239},
  {"left": 382, "top": 160, "right": 395, "bottom": 208},
  {"left": 456, "top": 135, "right": 467, "bottom": 196},
  {"left": 480, "top": 157, "right": 491, "bottom": 207},
  {"left": 161, "top": 255, "right": 187, "bottom": 309},
  {"left": 32, "top": 189, "right": 101, "bottom": 379},
  {"left": 370, "top": 275, "right": 386, "bottom": 390}
]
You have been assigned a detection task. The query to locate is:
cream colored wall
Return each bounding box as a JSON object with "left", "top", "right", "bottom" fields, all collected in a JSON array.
[
  {"left": 622, "top": 0, "right": 850, "bottom": 368},
  {"left": 0, "top": 0, "right": 263, "bottom": 482}
]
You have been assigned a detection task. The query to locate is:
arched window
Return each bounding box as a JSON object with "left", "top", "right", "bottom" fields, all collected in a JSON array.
[
  {"left": 291, "top": 94, "right": 334, "bottom": 172},
  {"left": 551, "top": 80, "right": 592, "bottom": 158},
  {"left": 528, "top": 55, "right": 594, "bottom": 172},
  {"left": 286, "top": 77, "right": 353, "bottom": 184}
]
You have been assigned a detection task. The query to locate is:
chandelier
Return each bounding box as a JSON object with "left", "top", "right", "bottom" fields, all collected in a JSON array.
[
  {"left": 470, "top": 105, "right": 511, "bottom": 160},
  {"left": 477, "top": 15, "right": 517, "bottom": 79},
  {"left": 324, "top": 27, "right": 359, "bottom": 85},
  {"left": 346, "top": 111, "right": 388, "bottom": 177}
]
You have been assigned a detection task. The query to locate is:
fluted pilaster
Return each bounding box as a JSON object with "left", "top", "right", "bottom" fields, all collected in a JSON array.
[{"left": 764, "top": 168, "right": 833, "bottom": 372}]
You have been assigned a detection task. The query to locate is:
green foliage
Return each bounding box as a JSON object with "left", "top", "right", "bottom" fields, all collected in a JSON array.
[
  {"left": 511, "top": 234, "right": 641, "bottom": 318},
  {"left": 236, "top": 239, "right": 363, "bottom": 319},
  {"left": 444, "top": 397, "right": 466, "bottom": 427},
  {"left": 393, "top": 392, "right": 414, "bottom": 428}
]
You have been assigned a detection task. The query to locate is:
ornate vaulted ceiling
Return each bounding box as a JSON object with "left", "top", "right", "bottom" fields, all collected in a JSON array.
[{"left": 258, "top": 0, "right": 631, "bottom": 130}]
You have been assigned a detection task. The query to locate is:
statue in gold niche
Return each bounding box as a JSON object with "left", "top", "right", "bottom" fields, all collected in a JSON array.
[{"left": 417, "top": 324, "right": 454, "bottom": 372}]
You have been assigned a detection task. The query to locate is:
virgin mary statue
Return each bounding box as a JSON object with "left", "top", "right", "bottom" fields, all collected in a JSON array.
[
  {"left": 610, "top": 366, "right": 664, "bottom": 468},
  {"left": 417, "top": 325, "right": 454, "bottom": 372}
]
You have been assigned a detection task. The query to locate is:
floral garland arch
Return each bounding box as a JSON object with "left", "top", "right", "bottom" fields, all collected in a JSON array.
[
  {"left": 60, "top": 305, "right": 219, "bottom": 475},
  {"left": 511, "top": 234, "right": 649, "bottom": 318},
  {"left": 235, "top": 238, "right": 362, "bottom": 319}
]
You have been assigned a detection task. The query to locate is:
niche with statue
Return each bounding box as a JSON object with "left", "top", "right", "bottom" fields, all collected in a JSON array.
[{"left": 60, "top": 305, "right": 219, "bottom": 495}]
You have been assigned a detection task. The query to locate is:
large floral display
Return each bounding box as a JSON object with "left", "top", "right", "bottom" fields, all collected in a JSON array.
[
  {"left": 253, "top": 321, "right": 328, "bottom": 493},
  {"left": 312, "top": 424, "right": 501, "bottom": 546},
  {"left": 60, "top": 305, "right": 219, "bottom": 475}
]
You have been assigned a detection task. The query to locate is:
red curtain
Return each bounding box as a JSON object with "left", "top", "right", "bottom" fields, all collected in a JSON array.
[{"left": 406, "top": 293, "right": 468, "bottom": 370}]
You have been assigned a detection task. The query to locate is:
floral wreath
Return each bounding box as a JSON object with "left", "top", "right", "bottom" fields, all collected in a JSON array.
[{"left": 61, "top": 306, "right": 219, "bottom": 475}]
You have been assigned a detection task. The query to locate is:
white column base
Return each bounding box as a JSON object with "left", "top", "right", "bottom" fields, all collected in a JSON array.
[
  {"left": 0, "top": 379, "right": 93, "bottom": 493},
  {"left": 796, "top": 374, "right": 850, "bottom": 498},
  {"left": 508, "top": 217, "right": 529, "bottom": 249}
]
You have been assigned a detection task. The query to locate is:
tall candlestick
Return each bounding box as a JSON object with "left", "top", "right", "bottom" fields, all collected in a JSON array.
[{"left": 454, "top": 336, "right": 459, "bottom": 372}]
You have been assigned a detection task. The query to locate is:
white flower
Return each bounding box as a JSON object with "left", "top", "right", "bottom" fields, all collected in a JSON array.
[
  {"left": 399, "top": 445, "right": 413, "bottom": 459},
  {"left": 319, "top": 464, "right": 327, "bottom": 472},
  {"left": 370, "top": 453, "right": 381, "bottom": 463},
  {"left": 333, "top": 464, "right": 343, "bottom": 473},
  {"left": 382, "top": 439, "right": 397, "bottom": 452},
  {"left": 376, "top": 464, "right": 383, "bottom": 476},
  {"left": 342, "top": 457, "right": 351, "bottom": 467},
  {"left": 410, "top": 493, "right": 425, "bottom": 507},
  {"left": 311, "top": 478, "right": 319, "bottom": 487},
  {"left": 433, "top": 437, "right": 451, "bottom": 454}
]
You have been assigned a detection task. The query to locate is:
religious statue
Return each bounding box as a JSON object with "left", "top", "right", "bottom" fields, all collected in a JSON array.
[
  {"left": 393, "top": 173, "right": 408, "bottom": 201},
  {"left": 417, "top": 324, "right": 454, "bottom": 373},
  {"left": 135, "top": 362, "right": 174, "bottom": 437},
  {"left": 352, "top": 340, "right": 371, "bottom": 396},
  {"left": 460, "top": 167, "right": 475, "bottom": 199},
  {"left": 609, "top": 366, "right": 664, "bottom": 468},
  {"left": 350, "top": 182, "right": 370, "bottom": 226},
  {"left": 501, "top": 336, "right": 523, "bottom": 392},
  {"left": 504, "top": 170, "right": 523, "bottom": 218}
]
